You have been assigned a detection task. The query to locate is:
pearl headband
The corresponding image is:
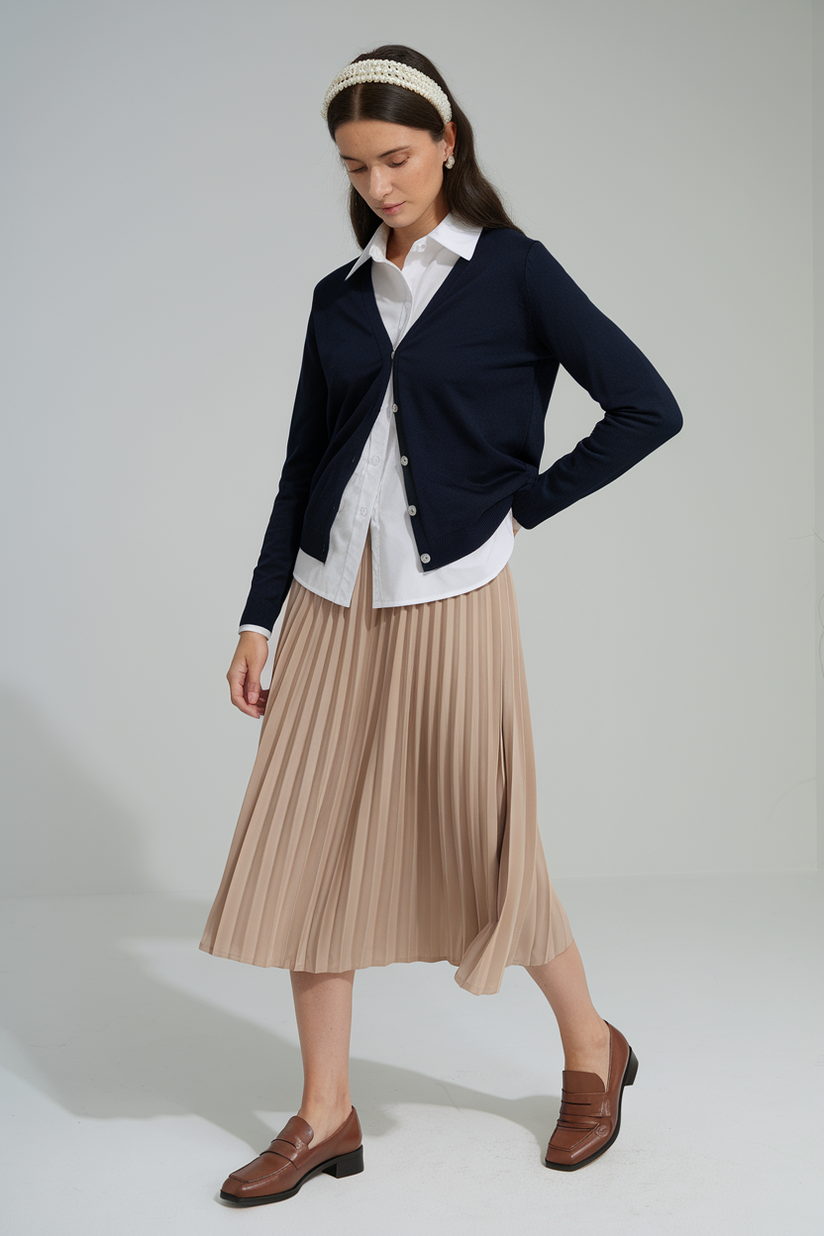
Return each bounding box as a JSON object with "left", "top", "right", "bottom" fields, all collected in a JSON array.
[{"left": 321, "top": 58, "right": 453, "bottom": 127}]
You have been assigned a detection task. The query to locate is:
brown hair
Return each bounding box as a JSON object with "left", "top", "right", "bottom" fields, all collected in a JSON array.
[{"left": 324, "top": 44, "right": 524, "bottom": 249}]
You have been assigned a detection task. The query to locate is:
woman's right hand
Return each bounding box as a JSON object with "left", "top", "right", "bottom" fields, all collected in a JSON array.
[{"left": 227, "top": 632, "right": 270, "bottom": 718}]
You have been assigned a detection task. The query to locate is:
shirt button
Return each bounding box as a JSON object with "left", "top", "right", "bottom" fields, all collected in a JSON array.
[
  {"left": 408, "top": 505, "right": 416, "bottom": 516},
  {"left": 370, "top": 455, "right": 380, "bottom": 465},
  {"left": 420, "top": 553, "right": 430, "bottom": 564},
  {"left": 400, "top": 455, "right": 408, "bottom": 466},
  {"left": 391, "top": 403, "right": 398, "bottom": 413},
  {"left": 360, "top": 507, "right": 367, "bottom": 516}
]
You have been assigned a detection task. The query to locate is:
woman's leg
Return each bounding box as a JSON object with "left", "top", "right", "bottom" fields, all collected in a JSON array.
[
  {"left": 290, "top": 969, "right": 356, "bottom": 1143},
  {"left": 525, "top": 940, "right": 611, "bottom": 1087}
]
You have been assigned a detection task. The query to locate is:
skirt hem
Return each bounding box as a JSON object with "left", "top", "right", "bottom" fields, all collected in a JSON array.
[{"left": 197, "top": 936, "right": 576, "bottom": 997}]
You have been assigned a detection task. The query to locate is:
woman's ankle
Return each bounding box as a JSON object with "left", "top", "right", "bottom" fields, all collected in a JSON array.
[
  {"left": 297, "top": 1095, "right": 353, "bottom": 1138},
  {"left": 561, "top": 1014, "right": 609, "bottom": 1058},
  {"left": 561, "top": 1016, "right": 611, "bottom": 1085}
]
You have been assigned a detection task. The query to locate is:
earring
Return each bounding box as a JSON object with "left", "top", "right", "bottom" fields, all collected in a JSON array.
[{"left": 445, "top": 154, "right": 455, "bottom": 169}]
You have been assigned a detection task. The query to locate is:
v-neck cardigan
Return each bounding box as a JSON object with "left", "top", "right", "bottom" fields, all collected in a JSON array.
[{"left": 239, "top": 225, "right": 682, "bottom": 632}]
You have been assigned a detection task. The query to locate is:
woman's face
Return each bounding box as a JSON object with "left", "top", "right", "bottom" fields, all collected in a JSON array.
[{"left": 335, "top": 118, "right": 456, "bottom": 239}]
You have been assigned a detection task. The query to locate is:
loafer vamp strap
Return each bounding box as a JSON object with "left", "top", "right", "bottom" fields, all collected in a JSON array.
[
  {"left": 554, "top": 1092, "right": 611, "bottom": 1135},
  {"left": 266, "top": 1137, "right": 305, "bottom": 1165},
  {"left": 227, "top": 1148, "right": 297, "bottom": 1185},
  {"left": 557, "top": 1091, "right": 613, "bottom": 1125},
  {"left": 554, "top": 1118, "right": 602, "bottom": 1134}
]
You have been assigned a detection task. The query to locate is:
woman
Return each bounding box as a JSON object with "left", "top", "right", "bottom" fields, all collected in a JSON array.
[{"left": 200, "top": 44, "right": 682, "bottom": 1204}]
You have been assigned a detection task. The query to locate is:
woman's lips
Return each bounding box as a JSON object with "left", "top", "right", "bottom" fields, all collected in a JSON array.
[{"left": 381, "top": 201, "right": 405, "bottom": 214}]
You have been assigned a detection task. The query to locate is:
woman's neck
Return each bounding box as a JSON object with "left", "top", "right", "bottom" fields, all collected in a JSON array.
[{"left": 384, "top": 201, "right": 449, "bottom": 268}]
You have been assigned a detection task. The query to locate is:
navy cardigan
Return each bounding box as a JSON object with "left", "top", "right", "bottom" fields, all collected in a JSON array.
[{"left": 239, "top": 226, "right": 682, "bottom": 631}]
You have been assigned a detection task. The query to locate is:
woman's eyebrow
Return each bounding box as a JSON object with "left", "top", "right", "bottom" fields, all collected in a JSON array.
[{"left": 339, "top": 145, "right": 412, "bottom": 161}]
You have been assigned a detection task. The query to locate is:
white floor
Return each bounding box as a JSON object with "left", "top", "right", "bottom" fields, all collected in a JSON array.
[{"left": 1, "top": 871, "right": 822, "bottom": 1235}]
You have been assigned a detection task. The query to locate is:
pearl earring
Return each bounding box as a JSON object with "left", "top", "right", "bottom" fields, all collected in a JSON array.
[{"left": 445, "top": 154, "right": 455, "bottom": 169}]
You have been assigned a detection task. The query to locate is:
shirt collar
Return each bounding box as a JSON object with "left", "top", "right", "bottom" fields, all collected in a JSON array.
[{"left": 345, "top": 211, "right": 483, "bottom": 279}]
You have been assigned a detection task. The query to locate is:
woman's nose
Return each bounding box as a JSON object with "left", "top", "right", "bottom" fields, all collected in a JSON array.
[{"left": 369, "top": 167, "right": 392, "bottom": 198}]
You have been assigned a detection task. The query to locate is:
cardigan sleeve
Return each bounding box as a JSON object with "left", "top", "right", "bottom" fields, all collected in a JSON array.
[
  {"left": 511, "top": 240, "right": 682, "bottom": 529},
  {"left": 238, "top": 304, "right": 330, "bottom": 630}
]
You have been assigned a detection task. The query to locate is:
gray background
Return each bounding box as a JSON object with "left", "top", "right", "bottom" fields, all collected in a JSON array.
[{"left": 2, "top": 0, "right": 821, "bottom": 896}]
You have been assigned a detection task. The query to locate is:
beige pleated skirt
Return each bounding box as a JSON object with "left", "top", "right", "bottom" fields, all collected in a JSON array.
[{"left": 199, "top": 529, "right": 574, "bottom": 996}]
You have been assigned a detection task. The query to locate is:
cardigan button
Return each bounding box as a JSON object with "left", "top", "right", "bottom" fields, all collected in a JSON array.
[
  {"left": 391, "top": 403, "right": 398, "bottom": 413},
  {"left": 408, "top": 505, "right": 416, "bottom": 516},
  {"left": 400, "top": 455, "right": 408, "bottom": 466},
  {"left": 420, "top": 553, "right": 430, "bottom": 564}
]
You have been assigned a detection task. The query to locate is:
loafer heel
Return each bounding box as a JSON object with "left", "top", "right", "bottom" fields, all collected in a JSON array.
[
  {"left": 624, "top": 1048, "right": 639, "bottom": 1086},
  {"left": 323, "top": 1145, "right": 364, "bottom": 1178}
]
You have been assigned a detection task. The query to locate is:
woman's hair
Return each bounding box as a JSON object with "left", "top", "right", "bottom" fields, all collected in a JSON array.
[{"left": 325, "top": 44, "right": 524, "bottom": 248}]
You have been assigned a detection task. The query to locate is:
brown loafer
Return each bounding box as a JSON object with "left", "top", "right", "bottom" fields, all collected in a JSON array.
[
  {"left": 220, "top": 1106, "right": 363, "bottom": 1204},
  {"left": 544, "top": 1021, "right": 638, "bottom": 1171}
]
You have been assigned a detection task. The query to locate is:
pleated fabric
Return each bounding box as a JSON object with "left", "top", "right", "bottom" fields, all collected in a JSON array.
[{"left": 199, "top": 530, "right": 574, "bottom": 995}]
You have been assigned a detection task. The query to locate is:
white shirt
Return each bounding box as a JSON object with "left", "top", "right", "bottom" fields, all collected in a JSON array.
[{"left": 240, "top": 212, "right": 515, "bottom": 638}]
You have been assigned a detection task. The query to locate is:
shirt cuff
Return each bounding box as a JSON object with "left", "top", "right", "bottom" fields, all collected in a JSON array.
[{"left": 239, "top": 624, "right": 271, "bottom": 639}]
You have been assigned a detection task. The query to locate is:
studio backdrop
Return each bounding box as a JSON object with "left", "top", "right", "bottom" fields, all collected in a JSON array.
[{"left": 1, "top": 0, "right": 820, "bottom": 896}]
